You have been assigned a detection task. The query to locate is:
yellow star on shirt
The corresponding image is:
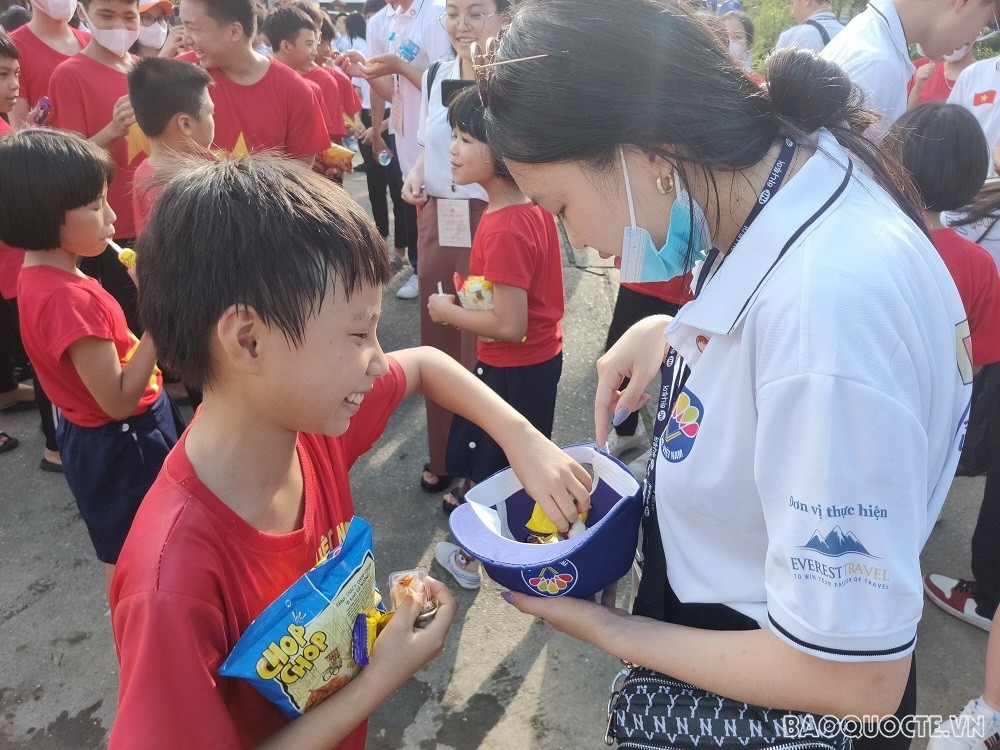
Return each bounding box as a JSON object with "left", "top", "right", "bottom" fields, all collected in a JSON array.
[
  {"left": 231, "top": 132, "right": 249, "bottom": 157},
  {"left": 126, "top": 123, "right": 151, "bottom": 165}
]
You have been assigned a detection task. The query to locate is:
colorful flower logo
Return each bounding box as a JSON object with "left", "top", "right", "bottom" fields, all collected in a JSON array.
[
  {"left": 660, "top": 389, "right": 704, "bottom": 463},
  {"left": 522, "top": 561, "right": 578, "bottom": 597}
]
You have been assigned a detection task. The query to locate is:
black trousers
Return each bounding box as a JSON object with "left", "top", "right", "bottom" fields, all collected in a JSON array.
[
  {"left": 358, "top": 109, "right": 410, "bottom": 254},
  {"left": 604, "top": 285, "right": 681, "bottom": 437},
  {"left": 973, "top": 364, "right": 1000, "bottom": 618}
]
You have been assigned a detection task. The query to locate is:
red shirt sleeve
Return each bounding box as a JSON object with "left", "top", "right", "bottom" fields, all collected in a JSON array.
[
  {"left": 38, "top": 282, "right": 116, "bottom": 361},
  {"left": 480, "top": 220, "right": 537, "bottom": 291},
  {"left": 338, "top": 356, "right": 407, "bottom": 466},
  {"left": 110, "top": 591, "right": 245, "bottom": 750},
  {"left": 286, "top": 74, "right": 332, "bottom": 158},
  {"left": 49, "top": 63, "right": 89, "bottom": 135}
]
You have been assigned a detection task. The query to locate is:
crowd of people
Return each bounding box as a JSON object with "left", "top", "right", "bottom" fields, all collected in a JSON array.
[{"left": 2, "top": 0, "right": 1000, "bottom": 747}]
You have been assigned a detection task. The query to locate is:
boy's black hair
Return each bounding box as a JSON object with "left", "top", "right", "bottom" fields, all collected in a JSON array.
[
  {"left": 0, "top": 130, "right": 113, "bottom": 251},
  {"left": 128, "top": 57, "right": 213, "bottom": 137},
  {"left": 196, "top": 0, "right": 256, "bottom": 38},
  {"left": 290, "top": 1, "right": 326, "bottom": 34},
  {"left": 264, "top": 4, "right": 315, "bottom": 48},
  {"left": 447, "top": 86, "right": 514, "bottom": 181},
  {"left": 0, "top": 9, "right": 28, "bottom": 36},
  {"left": 0, "top": 29, "right": 17, "bottom": 58},
  {"left": 136, "top": 155, "right": 394, "bottom": 391},
  {"left": 888, "top": 103, "right": 989, "bottom": 213},
  {"left": 318, "top": 12, "right": 336, "bottom": 42}
]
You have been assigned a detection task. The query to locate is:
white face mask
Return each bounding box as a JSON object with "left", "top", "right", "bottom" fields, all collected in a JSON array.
[
  {"left": 943, "top": 44, "right": 972, "bottom": 62},
  {"left": 729, "top": 39, "right": 747, "bottom": 58},
  {"left": 32, "top": 0, "right": 77, "bottom": 22},
  {"left": 137, "top": 19, "right": 168, "bottom": 49},
  {"left": 78, "top": 4, "right": 139, "bottom": 57}
]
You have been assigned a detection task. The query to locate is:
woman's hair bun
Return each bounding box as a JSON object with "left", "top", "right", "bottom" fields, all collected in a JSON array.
[{"left": 765, "top": 48, "right": 875, "bottom": 134}]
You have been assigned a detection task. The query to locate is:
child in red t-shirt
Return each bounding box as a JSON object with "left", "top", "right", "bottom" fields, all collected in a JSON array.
[
  {"left": 888, "top": 103, "right": 1000, "bottom": 370},
  {"left": 0, "top": 130, "right": 183, "bottom": 594},
  {"left": 108, "top": 153, "right": 590, "bottom": 749},
  {"left": 126, "top": 56, "right": 215, "bottom": 235},
  {"left": 49, "top": 0, "right": 147, "bottom": 334},
  {"left": 428, "top": 88, "right": 566, "bottom": 525}
]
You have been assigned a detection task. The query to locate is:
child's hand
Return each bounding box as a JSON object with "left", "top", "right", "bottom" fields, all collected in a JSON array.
[
  {"left": 505, "top": 435, "right": 593, "bottom": 532},
  {"left": 159, "top": 26, "right": 186, "bottom": 58},
  {"left": 109, "top": 95, "right": 137, "bottom": 139},
  {"left": 427, "top": 293, "right": 457, "bottom": 324},
  {"left": 369, "top": 576, "right": 456, "bottom": 683}
]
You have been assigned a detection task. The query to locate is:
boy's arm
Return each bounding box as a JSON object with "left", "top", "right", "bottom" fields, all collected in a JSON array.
[
  {"left": 67, "top": 333, "right": 158, "bottom": 421},
  {"left": 254, "top": 581, "right": 456, "bottom": 750},
  {"left": 427, "top": 283, "right": 528, "bottom": 343},
  {"left": 392, "top": 346, "right": 592, "bottom": 530}
]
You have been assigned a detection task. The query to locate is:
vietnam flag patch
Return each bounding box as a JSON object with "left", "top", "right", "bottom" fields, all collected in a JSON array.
[{"left": 974, "top": 90, "right": 997, "bottom": 106}]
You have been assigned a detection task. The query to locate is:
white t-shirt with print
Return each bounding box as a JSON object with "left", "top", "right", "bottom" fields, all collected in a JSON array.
[
  {"left": 949, "top": 57, "right": 1000, "bottom": 177},
  {"left": 654, "top": 131, "right": 970, "bottom": 662},
  {"left": 366, "top": 0, "right": 452, "bottom": 175}
]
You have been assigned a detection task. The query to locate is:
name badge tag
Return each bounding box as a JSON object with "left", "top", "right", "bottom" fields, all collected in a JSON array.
[{"left": 437, "top": 199, "right": 472, "bottom": 247}]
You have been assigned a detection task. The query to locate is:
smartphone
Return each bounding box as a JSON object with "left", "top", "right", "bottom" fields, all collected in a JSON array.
[{"left": 441, "top": 79, "right": 474, "bottom": 108}]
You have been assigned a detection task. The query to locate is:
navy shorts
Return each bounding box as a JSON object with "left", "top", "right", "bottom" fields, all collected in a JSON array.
[
  {"left": 57, "top": 392, "right": 185, "bottom": 564},
  {"left": 446, "top": 352, "right": 562, "bottom": 483}
]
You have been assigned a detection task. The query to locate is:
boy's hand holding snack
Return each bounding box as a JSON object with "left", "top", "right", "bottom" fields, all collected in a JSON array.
[
  {"left": 426, "top": 292, "right": 457, "bottom": 324},
  {"left": 371, "top": 575, "right": 455, "bottom": 679}
]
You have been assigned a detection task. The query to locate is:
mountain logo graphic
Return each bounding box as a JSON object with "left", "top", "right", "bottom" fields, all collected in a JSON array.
[{"left": 800, "top": 526, "right": 878, "bottom": 558}]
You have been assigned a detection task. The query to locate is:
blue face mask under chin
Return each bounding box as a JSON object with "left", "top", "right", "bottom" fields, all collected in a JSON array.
[{"left": 617, "top": 147, "right": 712, "bottom": 284}]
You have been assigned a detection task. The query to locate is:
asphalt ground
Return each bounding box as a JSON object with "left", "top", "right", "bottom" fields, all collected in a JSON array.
[{"left": 0, "top": 171, "right": 987, "bottom": 749}]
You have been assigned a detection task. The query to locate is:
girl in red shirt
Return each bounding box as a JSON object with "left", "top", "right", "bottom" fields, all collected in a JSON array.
[{"left": 428, "top": 87, "right": 565, "bottom": 514}]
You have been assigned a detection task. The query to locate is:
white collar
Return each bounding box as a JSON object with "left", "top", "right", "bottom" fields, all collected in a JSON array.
[
  {"left": 866, "top": 0, "right": 914, "bottom": 74},
  {"left": 806, "top": 9, "right": 836, "bottom": 19},
  {"left": 668, "top": 131, "right": 853, "bottom": 337}
]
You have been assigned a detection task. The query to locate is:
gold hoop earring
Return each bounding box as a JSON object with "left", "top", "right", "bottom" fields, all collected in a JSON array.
[{"left": 656, "top": 175, "right": 673, "bottom": 195}]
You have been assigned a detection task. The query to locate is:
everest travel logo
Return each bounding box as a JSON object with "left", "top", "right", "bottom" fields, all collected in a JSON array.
[{"left": 801, "top": 526, "right": 877, "bottom": 558}]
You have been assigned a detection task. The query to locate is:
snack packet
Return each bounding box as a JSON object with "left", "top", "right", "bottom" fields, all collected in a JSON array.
[
  {"left": 453, "top": 273, "right": 494, "bottom": 311},
  {"left": 219, "top": 517, "right": 383, "bottom": 718},
  {"left": 321, "top": 143, "right": 355, "bottom": 173},
  {"left": 524, "top": 502, "right": 589, "bottom": 544}
]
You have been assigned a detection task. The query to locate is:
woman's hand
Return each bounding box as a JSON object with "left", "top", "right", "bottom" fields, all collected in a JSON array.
[
  {"left": 504, "top": 432, "right": 593, "bottom": 531},
  {"left": 357, "top": 53, "right": 403, "bottom": 80},
  {"left": 502, "top": 589, "right": 624, "bottom": 648},
  {"left": 594, "top": 314, "right": 673, "bottom": 446},
  {"left": 159, "top": 26, "right": 186, "bottom": 58},
  {"left": 402, "top": 166, "right": 427, "bottom": 206}
]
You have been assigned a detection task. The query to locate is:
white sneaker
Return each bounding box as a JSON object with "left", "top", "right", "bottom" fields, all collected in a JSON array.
[
  {"left": 434, "top": 541, "right": 482, "bottom": 590},
  {"left": 396, "top": 274, "right": 420, "bottom": 300},
  {"left": 929, "top": 699, "right": 1000, "bottom": 750},
  {"left": 606, "top": 419, "right": 649, "bottom": 458}
]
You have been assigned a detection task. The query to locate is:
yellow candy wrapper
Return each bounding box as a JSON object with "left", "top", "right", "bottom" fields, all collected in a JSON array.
[{"left": 321, "top": 143, "right": 355, "bottom": 173}]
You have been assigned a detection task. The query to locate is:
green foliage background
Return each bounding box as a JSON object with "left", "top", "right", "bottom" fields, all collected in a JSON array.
[{"left": 745, "top": 0, "right": 1000, "bottom": 70}]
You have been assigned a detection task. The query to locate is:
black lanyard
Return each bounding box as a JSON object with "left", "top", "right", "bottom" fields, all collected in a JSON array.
[
  {"left": 693, "top": 138, "right": 796, "bottom": 298},
  {"left": 646, "top": 137, "right": 797, "bottom": 511}
]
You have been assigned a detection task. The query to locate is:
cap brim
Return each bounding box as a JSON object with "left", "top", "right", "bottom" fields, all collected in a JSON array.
[{"left": 139, "top": 0, "right": 174, "bottom": 15}]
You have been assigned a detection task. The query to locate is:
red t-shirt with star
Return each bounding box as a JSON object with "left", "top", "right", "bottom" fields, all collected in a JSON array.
[
  {"left": 49, "top": 53, "right": 148, "bottom": 239},
  {"left": 177, "top": 53, "right": 329, "bottom": 158},
  {"left": 16, "top": 265, "right": 162, "bottom": 427},
  {"left": 470, "top": 203, "right": 564, "bottom": 367},
  {"left": 932, "top": 228, "right": 1000, "bottom": 366},
  {"left": 108, "top": 358, "right": 407, "bottom": 750},
  {"left": 9, "top": 25, "right": 90, "bottom": 108}
]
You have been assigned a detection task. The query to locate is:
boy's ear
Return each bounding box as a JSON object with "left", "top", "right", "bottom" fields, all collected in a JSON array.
[
  {"left": 175, "top": 111, "right": 194, "bottom": 137},
  {"left": 279, "top": 38, "right": 293, "bottom": 54},
  {"left": 216, "top": 304, "right": 264, "bottom": 373}
]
